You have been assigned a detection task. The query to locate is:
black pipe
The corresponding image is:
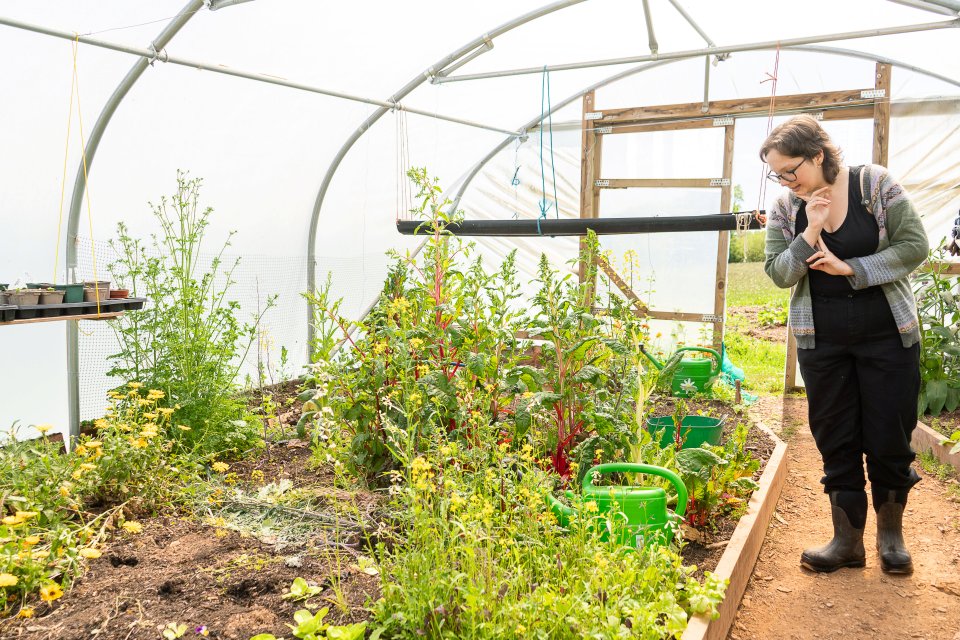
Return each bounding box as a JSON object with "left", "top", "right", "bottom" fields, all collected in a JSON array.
[{"left": 396, "top": 212, "right": 765, "bottom": 237}]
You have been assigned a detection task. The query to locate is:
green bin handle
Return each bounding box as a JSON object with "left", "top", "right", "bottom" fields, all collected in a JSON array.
[
  {"left": 674, "top": 346, "right": 722, "bottom": 378},
  {"left": 582, "top": 463, "right": 687, "bottom": 518}
]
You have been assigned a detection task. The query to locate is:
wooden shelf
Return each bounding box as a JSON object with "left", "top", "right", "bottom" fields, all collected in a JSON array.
[{"left": 1, "top": 312, "right": 123, "bottom": 326}]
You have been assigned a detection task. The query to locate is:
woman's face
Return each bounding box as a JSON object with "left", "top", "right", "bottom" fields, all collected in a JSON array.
[{"left": 765, "top": 148, "right": 824, "bottom": 196}]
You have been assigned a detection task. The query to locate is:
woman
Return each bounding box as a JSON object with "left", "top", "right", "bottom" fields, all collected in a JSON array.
[{"left": 760, "top": 115, "right": 929, "bottom": 574}]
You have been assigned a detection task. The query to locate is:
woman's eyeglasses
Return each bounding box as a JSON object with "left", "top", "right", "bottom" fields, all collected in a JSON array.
[{"left": 766, "top": 158, "right": 807, "bottom": 183}]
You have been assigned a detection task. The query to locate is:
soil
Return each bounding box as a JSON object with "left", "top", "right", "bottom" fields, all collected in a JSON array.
[
  {"left": 728, "top": 305, "right": 789, "bottom": 343},
  {"left": 0, "top": 443, "right": 382, "bottom": 640},
  {"left": 729, "top": 395, "right": 960, "bottom": 640}
]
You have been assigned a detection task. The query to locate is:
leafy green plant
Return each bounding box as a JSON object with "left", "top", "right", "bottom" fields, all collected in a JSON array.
[
  {"left": 107, "top": 171, "right": 270, "bottom": 456},
  {"left": 302, "top": 168, "right": 526, "bottom": 483},
  {"left": 756, "top": 301, "right": 787, "bottom": 327},
  {"left": 370, "top": 437, "right": 726, "bottom": 639},
  {"left": 913, "top": 247, "right": 960, "bottom": 416},
  {"left": 248, "top": 601, "right": 366, "bottom": 640}
]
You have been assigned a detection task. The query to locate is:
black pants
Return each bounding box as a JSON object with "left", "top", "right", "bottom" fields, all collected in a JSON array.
[{"left": 798, "top": 288, "right": 921, "bottom": 493}]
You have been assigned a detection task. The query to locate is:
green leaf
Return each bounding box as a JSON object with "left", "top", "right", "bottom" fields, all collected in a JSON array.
[
  {"left": 675, "top": 447, "right": 726, "bottom": 480},
  {"left": 249, "top": 635, "right": 278, "bottom": 640},
  {"left": 564, "top": 336, "right": 601, "bottom": 361},
  {"left": 572, "top": 365, "right": 604, "bottom": 385},
  {"left": 326, "top": 622, "right": 367, "bottom": 640},
  {"left": 466, "top": 352, "right": 487, "bottom": 376},
  {"left": 926, "top": 379, "right": 948, "bottom": 416}
]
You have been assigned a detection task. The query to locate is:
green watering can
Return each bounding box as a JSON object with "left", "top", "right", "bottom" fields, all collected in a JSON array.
[
  {"left": 545, "top": 463, "right": 687, "bottom": 548},
  {"left": 639, "top": 345, "right": 722, "bottom": 398}
]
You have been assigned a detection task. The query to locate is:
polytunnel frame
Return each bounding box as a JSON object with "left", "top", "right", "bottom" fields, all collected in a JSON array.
[
  {"left": 1, "top": 2, "right": 956, "bottom": 439},
  {"left": 305, "top": 4, "right": 960, "bottom": 353}
]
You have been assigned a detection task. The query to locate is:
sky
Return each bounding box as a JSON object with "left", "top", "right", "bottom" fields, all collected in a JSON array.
[{"left": 1, "top": 0, "right": 958, "bottom": 438}]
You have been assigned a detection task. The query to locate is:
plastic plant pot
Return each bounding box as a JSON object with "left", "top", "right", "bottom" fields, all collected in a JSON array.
[
  {"left": 6, "top": 290, "right": 41, "bottom": 306},
  {"left": 55, "top": 283, "right": 84, "bottom": 303},
  {"left": 646, "top": 415, "right": 726, "bottom": 449},
  {"left": 83, "top": 287, "right": 110, "bottom": 303},
  {"left": 109, "top": 288, "right": 130, "bottom": 299},
  {"left": 39, "top": 290, "right": 66, "bottom": 305}
]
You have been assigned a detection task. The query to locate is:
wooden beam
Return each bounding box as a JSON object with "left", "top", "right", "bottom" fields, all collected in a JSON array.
[
  {"left": 714, "top": 125, "right": 735, "bottom": 351},
  {"left": 599, "top": 88, "right": 877, "bottom": 125},
  {"left": 682, "top": 420, "right": 788, "bottom": 640},
  {"left": 602, "top": 119, "right": 719, "bottom": 135},
  {"left": 922, "top": 260, "right": 960, "bottom": 275},
  {"left": 873, "top": 63, "right": 892, "bottom": 167},
  {"left": 596, "top": 255, "right": 650, "bottom": 314},
  {"left": 596, "top": 178, "right": 720, "bottom": 189},
  {"left": 913, "top": 421, "right": 960, "bottom": 473}
]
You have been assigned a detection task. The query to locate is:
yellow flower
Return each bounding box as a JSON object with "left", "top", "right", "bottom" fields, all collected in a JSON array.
[
  {"left": 74, "top": 445, "right": 89, "bottom": 456},
  {"left": 31, "top": 550, "right": 49, "bottom": 560},
  {"left": 177, "top": 425, "right": 191, "bottom": 431},
  {"left": 79, "top": 463, "right": 96, "bottom": 472},
  {"left": 147, "top": 389, "right": 165, "bottom": 400},
  {"left": 0, "top": 573, "right": 18, "bottom": 587},
  {"left": 140, "top": 426, "right": 158, "bottom": 439},
  {"left": 127, "top": 381, "right": 143, "bottom": 389},
  {"left": 143, "top": 412, "right": 158, "bottom": 420},
  {"left": 583, "top": 501, "right": 599, "bottom": 513},
  {"left": 211, "top": 462, "right": 230, "bottom": 473},
  {"left": 60, "top": 483, "right": 73, "bottom": 497},
  {"left": 2, "top": 515, "right": 23, "bottom": 526},
  {"left": 34, "top": 424, "right": 53, "bottom": 435},
  {"left": 122, "top": 521, "right": 143, "bottom": 534},
  {"left": 16, "top": 511, "right": 38, "bottom": 520},
  {"left": 39, "top": 582, "right": 64, "bottom": 603},
  {"left": 85, "top": 440, "right": 103, "bottom": 449},
  {"left": 250, "top": 469, "right": 264, "bottom": 482},
  {"left": 79, "top": 547, "right": 102, "bottom": 559},
  {"left": 22, "top": 535, "right": 41, "bottom": 546},
  {"left": 129, "top": 437, "right": 148, "bottom": 449},
  {"left": 16, "top": 607, "right": 34, "bottom": 618},
  {"left": 93, "top": 419, "right": 108, "bottom": 430},
  {"left": 158, "top": 407, "right": 174, "bottom": 417}
]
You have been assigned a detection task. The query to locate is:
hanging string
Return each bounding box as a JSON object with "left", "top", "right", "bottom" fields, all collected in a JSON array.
[
  {"left": 756, "top": 44, "right": 781, "bottom": 216},
  {"left": 511, "top": 136, "right": 522, "bottom": 219},
  {"left": 537, "top": 65, "right": 559, "bottom": 236},
  {"left": 395, "top": 107, "right": 412, "bottom": 222},
  {"left": 53, "top": 40, "right": 79, "bottom": 284},
  {"left": 72, "top": 36, "right": 103, "bottom": 317}
]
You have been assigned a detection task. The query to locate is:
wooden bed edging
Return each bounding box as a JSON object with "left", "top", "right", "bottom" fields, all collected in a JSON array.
[
  {"left": 681, "top": 420, "right": 788, "bottom": 640},
  {"left": 912, "top": 420, "right": 960, "bottom": 472}
]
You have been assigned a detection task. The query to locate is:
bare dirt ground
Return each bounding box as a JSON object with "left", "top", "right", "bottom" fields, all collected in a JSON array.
[{"left": 730, "top": 395, "right": 960, "bottom": 640}]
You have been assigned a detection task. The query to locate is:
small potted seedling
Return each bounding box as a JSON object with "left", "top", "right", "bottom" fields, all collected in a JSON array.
[
  {"left": 83, "top": 280, "right": 111, "bottom": 303},
  {"left": 109, "top": 286, "right": 130, "bottom": 299},
  {"left": 6, "top": 287, "right": 42, "bottom": 306}
]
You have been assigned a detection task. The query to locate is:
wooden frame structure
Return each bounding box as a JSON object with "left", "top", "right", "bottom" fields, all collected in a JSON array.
[{"left": 578, "top": 63, "right": 896, "bottom": 382}]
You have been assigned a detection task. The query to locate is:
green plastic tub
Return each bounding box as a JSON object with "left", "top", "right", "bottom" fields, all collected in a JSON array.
[{"left": 646, "top": 415, "right": 725, "bottom": 449}]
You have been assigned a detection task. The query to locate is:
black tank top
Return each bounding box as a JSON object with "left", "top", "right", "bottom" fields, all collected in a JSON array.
[{"left": 795, "top": 166, "right": 880, "bottom": 297}]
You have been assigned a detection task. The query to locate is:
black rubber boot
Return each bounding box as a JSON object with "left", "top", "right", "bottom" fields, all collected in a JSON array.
[
  {"left": 800, "top": 490, "right": 867, "bottom": 573},
  {"left": 872, "top": 486, "right": 913, "bottom": 575}
]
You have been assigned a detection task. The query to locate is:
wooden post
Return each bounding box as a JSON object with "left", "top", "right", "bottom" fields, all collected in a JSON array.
[
  {"left": 714, "top": 124, "right": 736, "bottom": 351},
  {"left": 873, "top": 63, "right": 892, "bottom": 166},
  {"left": 579, "top": 92, "right": 598, "bottom": 285}
]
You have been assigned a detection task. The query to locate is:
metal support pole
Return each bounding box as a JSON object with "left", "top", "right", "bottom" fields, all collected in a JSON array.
[
  {"left": 0, "top": 16, "right": 519, "bottom": 137},
  {"left": 304, "top": 0, "right": 587, "bottom": 361},
  {"left": 63, "top": 0, "right": 206, "bottom": 443},
  {"left": 434, "top": 18, "right": 960, "bottom": 83},
  {"left": 641, "top": 0, "right": 658, "bottom": 54}
]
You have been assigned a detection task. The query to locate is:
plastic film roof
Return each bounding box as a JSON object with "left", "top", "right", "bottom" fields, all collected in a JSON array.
[{"left": 1, "top": 0, "right": 958, "bottom": 435}]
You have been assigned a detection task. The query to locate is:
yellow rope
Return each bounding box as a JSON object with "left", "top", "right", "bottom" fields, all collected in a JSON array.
[
  {"left": 71, "top": 36, "right": 102, "bottom": 317},
  {"left": 53, "top": 39, "right": 79, "bottom": 285}
]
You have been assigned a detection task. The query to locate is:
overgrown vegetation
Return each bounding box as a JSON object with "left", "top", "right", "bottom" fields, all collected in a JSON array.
[
  {"left": 108, "top": 171, "right": 270, "bottom": 457},
  {"left": 913, "top": 247, "right": 960, "bottom": 416}
]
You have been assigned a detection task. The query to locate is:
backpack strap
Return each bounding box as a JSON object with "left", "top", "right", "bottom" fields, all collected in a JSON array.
[{"left": 851, "top": 164, "right": 872, "bottom": 215}]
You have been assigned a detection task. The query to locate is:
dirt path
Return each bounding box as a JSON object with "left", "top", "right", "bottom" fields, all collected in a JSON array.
[{"left": 730, "top": 395, "right": 960, "bottom": 640}]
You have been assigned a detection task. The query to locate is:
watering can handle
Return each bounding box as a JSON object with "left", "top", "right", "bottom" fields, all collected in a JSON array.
[
  {"left": 675, "top": 346, "right": 722, "bottom": 377},
  {"left": 582, "top": 463, "right": 687, "bottom": 517}
]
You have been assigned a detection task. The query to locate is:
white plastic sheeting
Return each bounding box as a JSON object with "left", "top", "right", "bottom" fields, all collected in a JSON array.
[{"left": 1, "top": 0, "right": 958, "bottom": 435}]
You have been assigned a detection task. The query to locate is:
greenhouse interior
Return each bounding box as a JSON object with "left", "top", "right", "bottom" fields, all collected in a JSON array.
[{"left": 1, "top": 1, "right": 959, "bottom": 638}]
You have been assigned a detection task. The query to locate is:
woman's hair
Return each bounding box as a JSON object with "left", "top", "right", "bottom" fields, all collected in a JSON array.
[{"left": 759, "top": 114, "right": 843, "bottom": 183}]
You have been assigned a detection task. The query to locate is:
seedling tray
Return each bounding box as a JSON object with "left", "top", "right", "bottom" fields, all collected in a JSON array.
[
  {"left": 0, "top": 305, "right": 15, "bottom": 322},
  {"left": 0, "top": 298, "right": 147, "bottom": 323}
]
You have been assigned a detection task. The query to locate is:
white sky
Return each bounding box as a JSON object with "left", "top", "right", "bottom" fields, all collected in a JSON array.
[{"left": 1, "top": 0, "right": 958, "bottom": 436}]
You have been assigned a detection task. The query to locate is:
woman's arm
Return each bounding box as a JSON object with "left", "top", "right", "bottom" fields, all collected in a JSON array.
[
  {"left": 845, "top": 167, "right": 929, "bottom": 289},
  {"left": 764, "top": 193, "right": 817, "bottom": 289}
]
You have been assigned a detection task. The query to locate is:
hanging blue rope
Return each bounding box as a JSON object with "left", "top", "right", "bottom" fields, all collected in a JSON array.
[{"left": 537, "top": 65, "right": 559, "bottom": 236}]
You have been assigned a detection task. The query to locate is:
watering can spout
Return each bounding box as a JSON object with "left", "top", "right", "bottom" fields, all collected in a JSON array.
[{"left": 638, "top": 344, "right": 665, "bottom": 371}]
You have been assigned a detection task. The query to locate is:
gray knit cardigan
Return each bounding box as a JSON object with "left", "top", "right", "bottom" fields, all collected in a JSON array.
[{"left": 763, "top": 164, "right": 929, "bottom": 349}]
